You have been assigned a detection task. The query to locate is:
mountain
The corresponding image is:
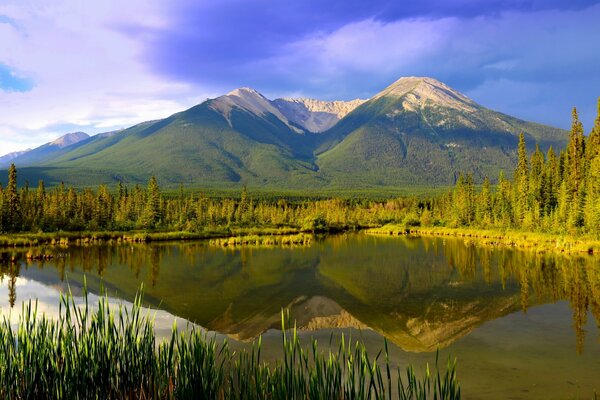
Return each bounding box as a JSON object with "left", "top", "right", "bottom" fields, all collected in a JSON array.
[
  {"left": 273, "top": 98, "right": 367, "bottom": 132},
  {"left": 1, "top": 77, "right": 568, "bottom": 188},
  {"left": 50, "top": 131, "right": 89, "bottom": 148},
  {"left": 315, "top": 77, "right": 568, "bottom": 186},
  {"left": 0, "top": 149, "right": 31, "bottom": 165},
  {"left": 0, "top": 132, "right": 90, "bottom": 169}
]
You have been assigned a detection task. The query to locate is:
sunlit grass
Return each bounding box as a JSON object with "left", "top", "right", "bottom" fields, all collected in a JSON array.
[
  {"left": 0, "top": 227, "right": 303, "bottom": 248},
  {"left": 0, "top": 286, "right": 461, "bottom": 399},
  {"left": 209, "top": 233, "right": 312, "bottom": 247},
  {"left": 367, "top": 225, "right": 600, "bottom": 255}
]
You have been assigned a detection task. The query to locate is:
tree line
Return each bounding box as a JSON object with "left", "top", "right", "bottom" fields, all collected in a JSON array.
[
  {"left": 1, "top": 99, "right": 598, "bottom": 236},
  {"left": 0, "top": 167, "right": 415, "bottom": 233},
  {"left": 443, "top": 101, "right": 600, "bottom": 234}
]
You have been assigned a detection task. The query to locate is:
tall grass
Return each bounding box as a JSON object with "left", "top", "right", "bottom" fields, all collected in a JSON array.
[
  {"left": 209, "top": 233, "right": 313, "bottom": 247},
  {"left": 367, "top": 225, "right": 600, "bottom": 255},
  {"left": 0, "top": 287, "right": 460, "bottom": 399}
]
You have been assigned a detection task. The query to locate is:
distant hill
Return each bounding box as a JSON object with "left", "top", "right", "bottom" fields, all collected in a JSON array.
[
  {"left": 0, "top": 77, "right": 568, "bottom": 188},
  {"left": 0, "top": 132, "right": 89, "bottom": 169},
  {"left": 0, "top": 149, "right": 31, "bottom": 165}
]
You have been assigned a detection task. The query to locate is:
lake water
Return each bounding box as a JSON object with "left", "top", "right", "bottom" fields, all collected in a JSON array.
[{"left": 1, "top": 234, "right": 599, "bottom": 399}]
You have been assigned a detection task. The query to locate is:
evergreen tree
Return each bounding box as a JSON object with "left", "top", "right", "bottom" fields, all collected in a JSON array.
[
  {"left": 529, "top": 144, "right": 545, "bottom": 211},
  {"left": 514, "top": 133, "right": 529, "bottom": 224},
  {"left": 544, "top": 146, "right": 559, "bottom": 211},
  {"left": 567, "top": 108, "right": 586, "bottom": 196},
  {"left": 3, "top": 164, "right": 21, "bottom": 232},
  {"left": 584, "top": 156, "right": 600, "bottom": 234},
  {"left": 142, "top": 176, "right": 161, "bottom": 228},
  {"left": 495, "top": 170, "right": 513, "bottom": 226},
  {"left": 587, "top": 97, "right": 600, "bottom": 160},
  {"left": 95, "top": 185, "right": 113, "bottom": 229},
  {"left": 477, "top": 176, "right": 493, "bottom": 225}
]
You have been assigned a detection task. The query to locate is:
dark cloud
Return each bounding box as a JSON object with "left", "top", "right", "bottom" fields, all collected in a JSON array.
[{"left": 117, "top": 0, "right": 600, "bottom": 129}]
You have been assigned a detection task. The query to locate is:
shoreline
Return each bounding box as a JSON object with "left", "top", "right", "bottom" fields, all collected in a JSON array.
[
  {"left": 3, "top": 225, "right": 600, "bottom": 255},
  {"left": 366, "top": 225, "right": 600, "bottom": 255},
  {"left": 0, "top": 227, "right": 303, "bottom": 248}
]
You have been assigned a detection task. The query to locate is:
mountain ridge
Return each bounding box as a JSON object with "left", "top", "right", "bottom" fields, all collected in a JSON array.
[{"left": 0, "top": 76, "right": 569, "bottom": 188}]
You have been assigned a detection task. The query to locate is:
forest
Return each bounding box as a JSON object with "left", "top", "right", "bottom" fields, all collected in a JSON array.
[{"left": 0, "top": 102, "right": 599, "bottom": 237}]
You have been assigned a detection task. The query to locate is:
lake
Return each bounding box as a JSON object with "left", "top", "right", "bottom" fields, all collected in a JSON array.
[{"left": 1, "top": 234, "right": 599, "bottom": 399}]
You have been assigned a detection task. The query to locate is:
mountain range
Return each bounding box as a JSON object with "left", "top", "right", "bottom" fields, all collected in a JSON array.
[{"left": 0, "top": 77, "right": 568, "bottom": 188}]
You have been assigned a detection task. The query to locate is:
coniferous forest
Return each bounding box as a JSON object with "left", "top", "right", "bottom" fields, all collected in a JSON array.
[{"left": 0, "top": 102, "right": 599, "bottom": 238}]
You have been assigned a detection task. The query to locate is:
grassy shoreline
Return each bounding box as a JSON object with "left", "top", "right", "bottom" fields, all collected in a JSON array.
[
  {"left": 0, "top": 227, "right": 303, "bottom": 248},
  {"left": 366, "top": 225, "right": 600, "bottom": 254},
  {"left": 3, "top": 224, "right": 600, "bottom": 255}
]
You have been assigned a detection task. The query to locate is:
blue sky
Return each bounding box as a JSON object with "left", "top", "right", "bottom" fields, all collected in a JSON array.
[{"left": 1, "top": 0, "right": 599, "bottom": 153}]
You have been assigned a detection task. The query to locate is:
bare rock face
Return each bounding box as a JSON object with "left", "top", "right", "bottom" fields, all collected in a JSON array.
[
  {"left": 373, "top": 76, "right": 477, "bottom": 113},
  {"left": 50, "top": 131, "right": 90, "bottom": 148},
  {"left": 0, "top": 149, "right": 31, "bottom": 164},
  {"left": 209, "top": 86, "right": 366, "bottom": 133},
  {"left": 273, "top": 98, "right": 367, "bottom": 133}
]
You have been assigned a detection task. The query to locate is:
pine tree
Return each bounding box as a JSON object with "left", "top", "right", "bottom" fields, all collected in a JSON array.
[
  {"left": 0, "top": 183, "right": 4, "bottom": 232},
  {"left": 566, "top": 108, "right": 586, "bottom": 229},
  {"left": 544, "top": 146, "right": 559, "bottom": 211},
  {"left": 529, "top": 144, "right": 545, "bottom": 211},
  {"left": 495, "top": 170, "right": 513, "bottom": 226},
  {"left": 3, "top": 164, "right": 21, "bottom": 232},
  {"left": 477, "top": 176, "right": 493, "bottom": 225},
  {"left": 141, "top": 176, "right": 161, "bottom": 228},
  {"left": 584, "top": 156, "right": 600, "bottom": 234},
  {"left": 557, "top": 180, "right": 569, "bottom": 226},
  {"left": 465, "top": 173, "right": 475, "bottom": 224},
  {"left": 514, "top": 133, "right": 529, "bottom": 225},
  {"left": 95, "top": 185, "right": 113, "bottom": 229},
  {"left": 587, "top": 97, "right": 600, "bottom": 160},
  {"left": 452, "top": 173, "right": 466, "bottom": 225},
  {"left": 567, "top": 107, "right": 586, "bottom": 196}
]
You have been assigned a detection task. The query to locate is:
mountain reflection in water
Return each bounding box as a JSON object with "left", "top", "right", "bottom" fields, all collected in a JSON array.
[{"left": 1, "top": 234, "right": 599, "bottom": 353}]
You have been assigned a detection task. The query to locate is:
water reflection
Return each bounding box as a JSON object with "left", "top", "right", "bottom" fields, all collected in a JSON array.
[{"left": 1, "top": 234, "right": 599, "bottom": 353}]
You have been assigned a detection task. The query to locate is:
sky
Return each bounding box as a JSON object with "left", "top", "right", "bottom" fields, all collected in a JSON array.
[{"left": 1, "top": 0, "right": 600, "bottom": 154}]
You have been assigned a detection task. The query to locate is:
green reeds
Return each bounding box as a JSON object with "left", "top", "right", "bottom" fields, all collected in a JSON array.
[
  {"left": 209, "top": 233, "right": 313, "bottom": 247},
  {"left": 0, "top": 288, "right": 460, "bottom": 399}
]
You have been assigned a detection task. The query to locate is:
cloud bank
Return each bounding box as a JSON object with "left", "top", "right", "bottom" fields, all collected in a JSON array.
[{"left": 1, "top": 0, "right": 599, "bottom": 153}]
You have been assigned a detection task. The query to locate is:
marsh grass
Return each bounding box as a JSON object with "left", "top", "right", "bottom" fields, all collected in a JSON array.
[
  {"left": 0, "top": 227, "right": 304, "bottom": 249},
  {"left": 0, "top": 286, "right": 460, "bottom": 399},
  {"left": 209, "top": 233, "right": 313, "bottom": 247},
  {"left": 367, "top": 225, "right": 600, "bottom": 255}
]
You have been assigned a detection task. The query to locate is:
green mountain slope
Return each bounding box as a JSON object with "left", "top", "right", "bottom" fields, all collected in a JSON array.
[
  {"left": 2, "top": 77, "right": 568, "bottom": 188},
  {"left": 0, "top": 132, "right": 90, "bottom": 169},
  {"left": 315, "top": 77, "right": 567, "bottom": 186},
  {"left": 25, "top": 90, "right": 321, "bottom": 187}
]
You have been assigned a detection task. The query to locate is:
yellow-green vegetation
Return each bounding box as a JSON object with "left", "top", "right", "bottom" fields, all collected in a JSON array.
[
  {"left": 0, "top": 288, "right": 461, "bottom": 399},
  {"left": 0, "top": 227, "right": 304, "bottom": 248},
  {"left": 209, "top": 233, "right": 312, "bottom": 247},
  {"left": 1, "top": 101, "right": 600, "bottom": 253},
  {"left": 367, "top": 225, "right": 600, "bottom": 254}
]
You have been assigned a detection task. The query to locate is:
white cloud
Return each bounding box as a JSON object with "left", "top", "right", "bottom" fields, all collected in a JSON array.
[{"left": 0, "top": 0, "right": 206, "bottom": 154}]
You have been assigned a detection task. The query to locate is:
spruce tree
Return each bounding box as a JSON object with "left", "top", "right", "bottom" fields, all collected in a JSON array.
[
  {"left": 584, "top": 156, "right": 600, "bottom": 234},
  {"left": 478, "top": 176, "right": 493, "bottom": 225},
  {"left": 4, "top": 164, "right": 21, "bottom": 232},
  {"left": 142, "top": 176, "right": 161, "bottom": 228},
  {"left": 544, "top": 146, "right": 559, "bottom": 211},
  {"left": 566, "top": 108, "right": 586, "bottom": 229},
  {"left": 587, "top": 97, "right": 600, "bottom": 160},
  {"left": 567, "top": 107, "right": 585, "bottom": 196},
  {"left": 514, "top": 133, "right": 529, "bottom": 224},
  {"left": 530, "top": 144, "right": 545, "bottom": 210}
]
